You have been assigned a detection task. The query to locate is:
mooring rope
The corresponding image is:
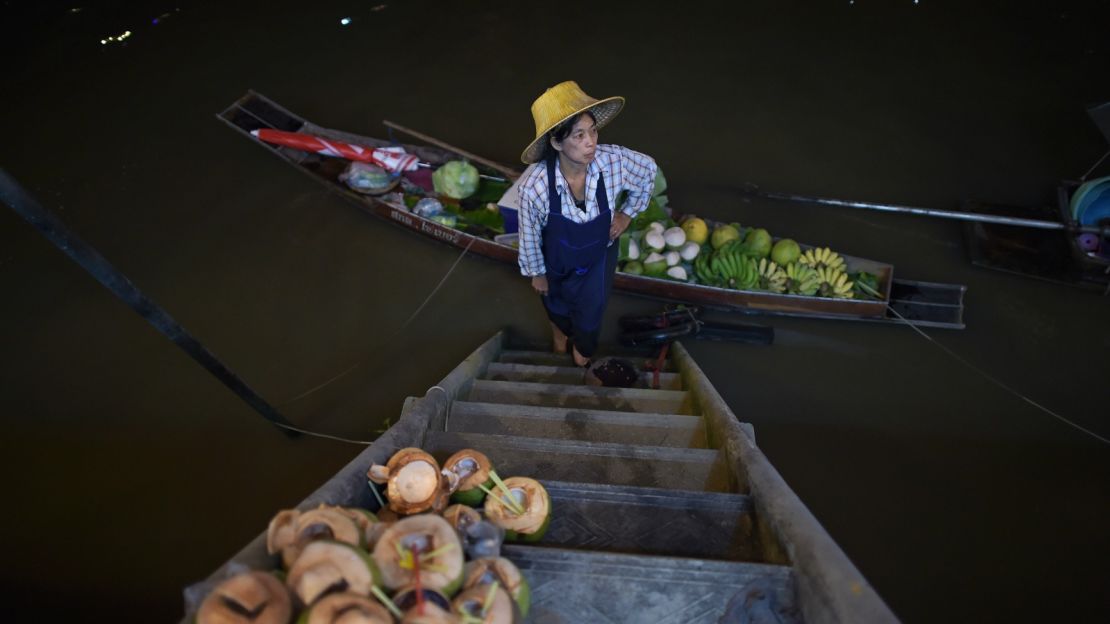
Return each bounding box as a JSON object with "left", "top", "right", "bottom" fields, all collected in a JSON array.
[
  {"left": 270, "top": 238, "right": 476, "bottom": 444},
  {"left": 266, "top": 422, "right": 375, "bottom": 445},
  {"left": 884, "top": 303, "right": 1109, "bottom": 445},
  {"left": 1080, "top": 149, "right": 1110, "bottom": 182},
  {"left": 278, "top": 237, "right": 476, "bottom": 407},
  {"left": 400, "top": 238, "right": 476, "bottom": 330},
  {"left": 266, "top": 385, "right": 456, "bottom": 447}
]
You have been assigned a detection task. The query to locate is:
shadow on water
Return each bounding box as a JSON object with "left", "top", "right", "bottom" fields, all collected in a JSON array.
[{"left": 2, "top": 1, "right": 1109, "bottom": 621}]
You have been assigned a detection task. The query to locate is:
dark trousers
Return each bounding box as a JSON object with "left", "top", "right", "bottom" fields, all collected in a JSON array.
[{"left": 543, "top": 243, "right": 619, "bottom": 358}]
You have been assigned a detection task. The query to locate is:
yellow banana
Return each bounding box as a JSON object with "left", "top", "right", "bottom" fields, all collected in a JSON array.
[{"left": 814, "top": 266, "right": 854, "bottom": 298}]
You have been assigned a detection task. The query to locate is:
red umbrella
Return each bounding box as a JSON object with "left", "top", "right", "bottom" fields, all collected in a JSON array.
[{"left": 250, "top": 128, "right": 420, "bottom": 172}]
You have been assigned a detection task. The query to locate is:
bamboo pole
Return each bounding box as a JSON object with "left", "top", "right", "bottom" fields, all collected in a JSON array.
[
  {"left": 0, "top": 168, "right": 298, "bottom": 436},
  {"left": 746, "top": 185, "right": 1110, "bottom": 236},
  {"left": 382, "top": 120, "right": 521, "bottom": 182}
]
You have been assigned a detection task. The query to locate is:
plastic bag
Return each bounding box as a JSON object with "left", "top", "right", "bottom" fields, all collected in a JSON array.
[
  {"left": 339, "top": 162, "right": 394, "bottom": 194},
  {"left": 413, "top": 197, "right": 444, "bottom": 217},
  {"left": 412, "top": 197, "right": 458, "bottom": 228}
]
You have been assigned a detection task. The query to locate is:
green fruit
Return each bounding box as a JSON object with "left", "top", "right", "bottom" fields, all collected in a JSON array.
[
  {"left": 771, "top": 239, "right": 801, "bottom": 265},
  {"left": 622, "top": 261, "right": 645, "bottom": 275},
  {"left": 642, "top": 252, "right": 668, "bottom": 277},
  {"left": 451, "top": 484, "right": 489, "bottom": 507},
  {"left": 743, "top": 228, "right": 773, "bottom": 258},
  {"left": 516, "top": 509, "right": 551, "bottom": 542},
  {"left": 681, "top": 217, "right": 708, "bottom": 245},
  {"left": 710, "top": 224, "right": 741, "bottom": 249},
  {"left": 516, "top": 574, "right": 532, "bottom": 618}
]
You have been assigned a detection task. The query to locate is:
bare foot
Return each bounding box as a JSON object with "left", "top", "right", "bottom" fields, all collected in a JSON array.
[
  {"left": 550, "top": 322, "right": 569, "bottom": 354},
  {"left": 572, "top": 346, "right": 590, "bottom": 367}
]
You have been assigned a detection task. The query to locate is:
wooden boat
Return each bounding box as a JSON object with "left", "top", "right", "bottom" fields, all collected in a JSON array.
[
  {"left": 963, "top": 184, "right": 1110, "bottom": 292},
  {"left": 183, "top": 331, "right": 899, "bottom": 623},
  {"left": 966, "top": 101, "right": 1110, "bottom": 292},
  {"left": 219, "top": 91, "right": 966, "bottom": 328}
]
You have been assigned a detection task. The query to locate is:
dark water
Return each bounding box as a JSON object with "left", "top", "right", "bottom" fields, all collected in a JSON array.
[{"left": 2, "top": 1, "right": 1108, "bottom": 621}]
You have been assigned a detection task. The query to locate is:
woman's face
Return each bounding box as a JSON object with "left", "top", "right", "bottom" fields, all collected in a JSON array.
[{"left": 552, "top": 113, "right": 598, "bottom": 166}]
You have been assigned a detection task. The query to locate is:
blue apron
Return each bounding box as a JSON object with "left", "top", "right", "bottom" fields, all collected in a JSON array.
[{"left": 541, "top": 156, "right": 616, "bottom": 334}]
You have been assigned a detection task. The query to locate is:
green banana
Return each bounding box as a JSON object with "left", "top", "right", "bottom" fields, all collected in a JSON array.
[{"left": 694, "top": 255, "right": 708, "bottom": 284}]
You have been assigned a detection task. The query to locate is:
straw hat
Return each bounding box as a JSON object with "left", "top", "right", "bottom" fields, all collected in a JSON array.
[{"left": 520, "top": 81, "right": 625, "bottom": 164}]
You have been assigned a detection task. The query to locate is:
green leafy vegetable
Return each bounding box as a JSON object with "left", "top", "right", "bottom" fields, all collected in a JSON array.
[
  {"left": 432, "top": 160, "right": 481, "bottom": 199},
  {"left": 468, "top": 178, "right": 513, "bottom": 204},
  {"left": 631, "top": 197, "right": 672, "bottom": 231},
  {"left": 653, "top": 167, "right": 667, "bottom": 196},
  {"left": 851, "top": 271, "right": 882, "bottom": 299}
]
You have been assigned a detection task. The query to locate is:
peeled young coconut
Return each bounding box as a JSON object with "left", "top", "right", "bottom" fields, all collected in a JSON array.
[
  {"left": 279, "top": 506, "right": 364, "bottom": 568},
  {"left": 394, "top": 585, "right": 460, "bottom": 623},
  {"left": 363, "top": 520, "right": 393, "bottom": 552},
  {"left": 482, "top": 477, "right": 550, "bottom": 542},
  {"left": 375, "top": 507, "right": 400, "bottom": 523},
  {"left": 286, "top": 540, "right": 381, "bottom": 607},
  {"left": 400, "top": 601, "right": 459, "bottom": 624},
  {"left": 297, "top": 506, "right": 365, "bottom": 547},
  {"left": 463, "top": 558, "right": 530, "bottom": 618},
  {"left": 372, "top": 514, "right": 464, "bottom": 595},
  {"left": 266, "top": 509, "right": 299, "bottom": 556},
  {"left": 197, "top": 571, "right": 292, "bottom": 624},
  {"left": 367, "top": 448, "right": 446, "bottom": 515},
  {"left": 442, "top": 504, "right": 482, "bottom": 534},
  {"left": 336, "top": 508, "right": 381, "bottom": 549},
  {"left": 452, "top": 584, "right": 515, "bottom": 624},
  {"left": 299, "top": 591, "right": 394, "bottom": 624},
  {"left": 443, "top": 449, "right": 493, "bottom": 507}
]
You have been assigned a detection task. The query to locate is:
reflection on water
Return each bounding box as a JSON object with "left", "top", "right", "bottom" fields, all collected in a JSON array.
[{"left": 1, "top": 1, "right": 1108, "bottom": 622}]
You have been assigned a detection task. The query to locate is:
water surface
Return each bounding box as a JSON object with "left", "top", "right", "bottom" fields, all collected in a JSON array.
[{"left": 2, "top": 2, "right": 1108, "bottom": 621}]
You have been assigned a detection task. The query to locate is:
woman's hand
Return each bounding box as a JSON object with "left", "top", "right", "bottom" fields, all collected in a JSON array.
[
  {"left": 610, "top": 212, "right": 632, "bottom": 240},
  {"left": 531, "top": 275, "right": 549, "bottom": 295}
]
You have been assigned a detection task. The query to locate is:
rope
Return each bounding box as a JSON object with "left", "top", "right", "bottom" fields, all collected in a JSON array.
[
  {"left": 280, "top": 361, "right": 364, "bottom": 405},
  {"left": 268, "top": 421, "right": 374, "bottom": 445},
  {"left": 1080, "top": 149, "right": 1110, "bottom": 181},
  {"left": 267, "top": 238, "right": 476, "bottom": 443},
  {"left": 884, "top": 303, "right": 1109, "bottom": 445},
  {"left": 400, "top": 238, "right": 475, "bottom": 330},
  {"left": 279, "top": 237, "right": 475, "bottom": 408},
  {"left": 265, "top": 383, "right": 455, "bottom": 446}
]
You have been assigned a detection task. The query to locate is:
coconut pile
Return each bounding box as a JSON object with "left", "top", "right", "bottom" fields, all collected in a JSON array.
[{"left": 194, "top": 448, "right": 549, "bottom": 624}]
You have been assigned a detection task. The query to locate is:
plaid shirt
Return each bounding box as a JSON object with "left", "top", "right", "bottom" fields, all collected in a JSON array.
[{"left": 517, "top": 144, "right": 657, "bottom": 277}]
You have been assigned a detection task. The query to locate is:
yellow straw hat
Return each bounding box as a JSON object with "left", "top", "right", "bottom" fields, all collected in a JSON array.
[{"left": 520, "top": 81, "right": 625, "bottom": 164}]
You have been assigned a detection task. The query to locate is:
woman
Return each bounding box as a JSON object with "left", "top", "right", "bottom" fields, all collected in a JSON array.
[{"left": 517, "top": 81, "right": 657, "bottom": 367}]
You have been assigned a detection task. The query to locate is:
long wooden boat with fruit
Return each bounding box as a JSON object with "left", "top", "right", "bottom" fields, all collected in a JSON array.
[
  {"left": 219, "top": 91, "right": 966, "bottom": 329},
  {"left": 183, "top": 330, "right": 899, "bottom": 623}
]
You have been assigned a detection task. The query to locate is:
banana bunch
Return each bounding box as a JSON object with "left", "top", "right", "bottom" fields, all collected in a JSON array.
[
  {"left": 699, "top": 245, "right": 758, "bottom": 290},
  {"left": 815, "top": 266, "right": 854, "bottom": 298},
  {"left": 693, "top": 253, "right": 724, "bottom": 287},
  {"left": 784, "top": 262, "right": 820, "bottom": 296},
  {"left": 756, "top": 258, "right": 787, "bottom": 293},
  {"left": 798, "top": 247, "right": 846, "bottom": 272}
]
